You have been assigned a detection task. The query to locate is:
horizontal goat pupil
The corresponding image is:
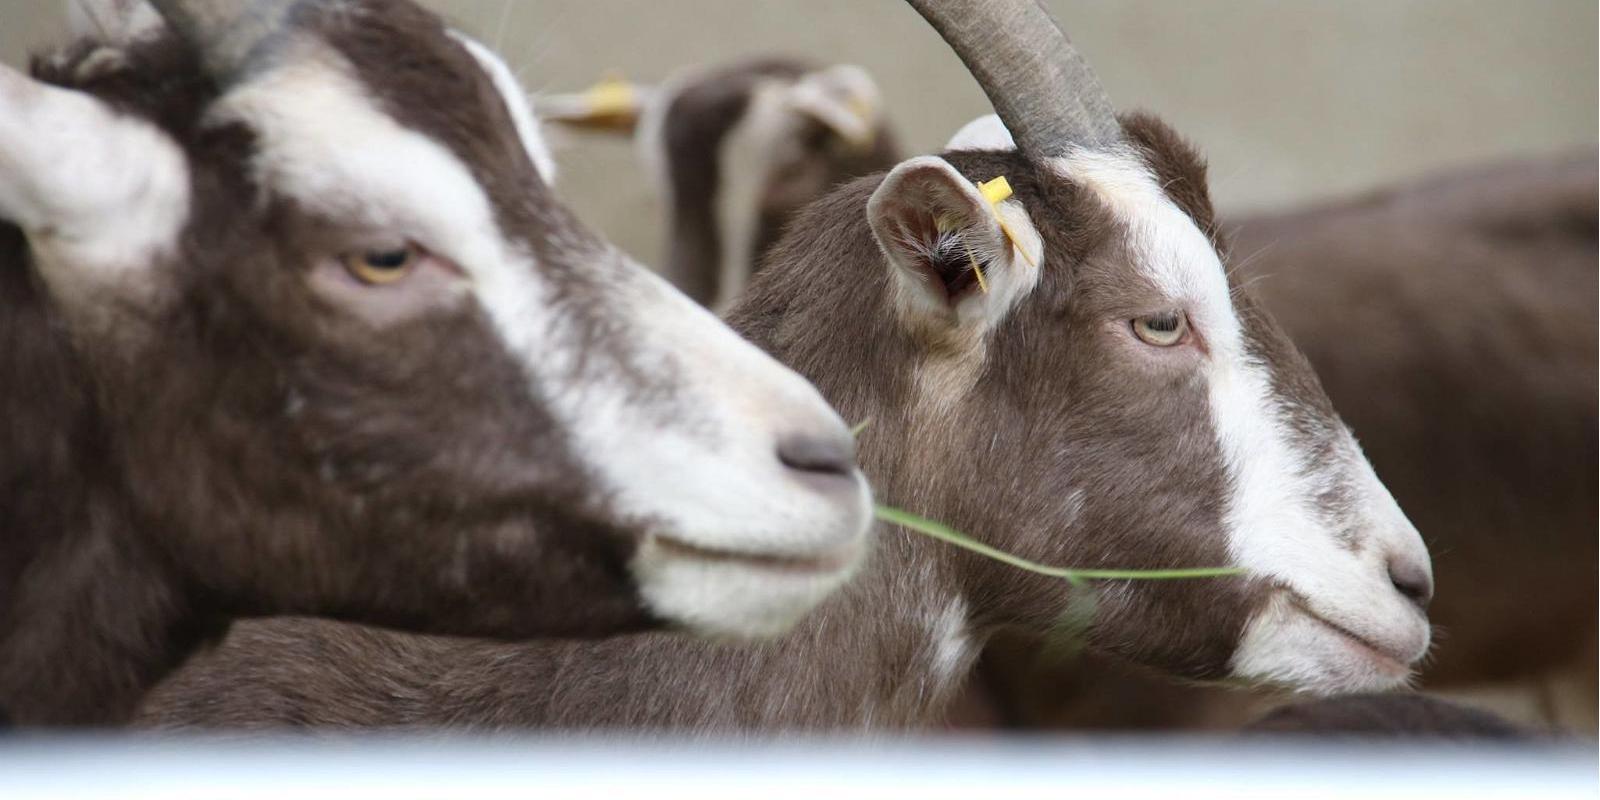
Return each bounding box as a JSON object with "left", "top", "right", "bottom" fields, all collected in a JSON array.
[
  {"left": 1147, "top": 314, "right": 1179, "bottom": 332},
  {"left": 365, "top": 250, "right": 409, "bottom": 269}
]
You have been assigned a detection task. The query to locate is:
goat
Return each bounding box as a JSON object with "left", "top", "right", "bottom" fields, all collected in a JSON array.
[
  {"left": 560, "top": 62, "right": 1593, "bottom": 729},
  {"left": 540, "top": 57, "right": 899, "bottom": 310},
  {"left": 0, "top": 0, "right": 874, "bottom": 726},
  {"left": 138, "top": 0, "right": 1434, "bottom": 731},
  {"left": 636, "top": 70, "right": 1591, "bottom": 727},
  {"left": 966, "top": 152, "right": 1598, "bottom": 733}
]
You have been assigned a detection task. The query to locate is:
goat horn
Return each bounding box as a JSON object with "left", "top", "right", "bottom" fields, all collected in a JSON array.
[
  {"left": 905, "top": 0, "right": 1120, "bottom": 155},
  {"left": 145, "top": 0, "right": 302, "bottom": 81}
]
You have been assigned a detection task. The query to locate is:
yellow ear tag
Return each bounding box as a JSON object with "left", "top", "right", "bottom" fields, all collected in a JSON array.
[
  {"left": 978, "top": 175, "right": 1013, "bottom": 205},
  {"left": 584, "top": 74, "right": 636, "bottom": 118},
  {"left": 978, "top": 176, "right": 1037, "bottom": 268}
]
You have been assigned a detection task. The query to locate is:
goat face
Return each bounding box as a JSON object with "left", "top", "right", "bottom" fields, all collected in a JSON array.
[
  {"left": 741, "top": 110, "right": 1432, "bottom": 695},
  {"left": 0, "top": 0, "right": 871, "bottom": 640}
]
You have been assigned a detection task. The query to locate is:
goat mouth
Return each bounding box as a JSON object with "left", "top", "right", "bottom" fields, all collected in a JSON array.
[
  {"left": 652, "top": 535, "right": 857, "bottom": 575},
  {"left": 1287, "top": 594, "right": 1415, "bottom": 674}
]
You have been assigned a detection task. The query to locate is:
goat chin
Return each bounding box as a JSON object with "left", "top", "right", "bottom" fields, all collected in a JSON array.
[
  {"left": 1231, "top": 593, "right": 1425, "bottom": 695},
  {"left": 633, "top": 527, "right": 871, "bottom": 638}
]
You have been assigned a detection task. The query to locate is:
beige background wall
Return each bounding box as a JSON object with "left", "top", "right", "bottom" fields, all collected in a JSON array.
[{"left": 4, "top": 0, "right": 1594, "bottom": 267}]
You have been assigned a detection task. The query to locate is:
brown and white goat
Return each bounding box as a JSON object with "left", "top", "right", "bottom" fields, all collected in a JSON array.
[
  {"left": 541, "top": 57, "right": 899, "bottom": 310},
  {"left": 139, "top": 0, "right": 1434, "bottom": 731},
  {"left": 0, "top": 0, "right": 873, "bottom": 726},
  {"left": 614, "top": 57, "right": 1595, "bottom": 728}
]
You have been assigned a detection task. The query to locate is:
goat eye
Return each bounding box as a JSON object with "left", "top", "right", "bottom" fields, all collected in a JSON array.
[
  {"left": 1132, "top": 311, "right": 1188, "bottom": 347},
  {"left": 342, "top": 247, "right": 417, "bottom": 286}
]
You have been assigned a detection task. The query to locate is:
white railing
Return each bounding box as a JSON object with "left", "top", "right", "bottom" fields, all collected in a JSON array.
[{"left": 1, "top": 736, "right": 1593, "bottom": 799}]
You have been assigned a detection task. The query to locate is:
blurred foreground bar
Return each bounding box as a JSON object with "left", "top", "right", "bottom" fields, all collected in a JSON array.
[{"left": 0, "top": 736, "right": 1593, "bottom": 799}]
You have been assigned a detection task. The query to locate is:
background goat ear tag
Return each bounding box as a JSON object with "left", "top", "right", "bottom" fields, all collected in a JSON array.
[
  {"left": 537, "top": 74, "right": 644, "bottom": 132},
  {"left": 584, "top": 75, "right": 638, "bottom": 118}
]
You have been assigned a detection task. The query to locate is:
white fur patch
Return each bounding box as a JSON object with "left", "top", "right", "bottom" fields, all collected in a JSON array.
[
  {"left": 0, "top": 63, "right": 189, "bottom": 311},
  {"left": 926, "top": 595, "right": 973, "bottom": 689},
  {"left": 1049, "top": 148, "right": 1431, "bottom": 694},
  {"left": 945, "top": 113, "right": 1015, "bottom": 152}
]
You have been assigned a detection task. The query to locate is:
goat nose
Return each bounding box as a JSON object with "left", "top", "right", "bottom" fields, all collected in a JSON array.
[
  {"left": 777, "top": 431, "right": 857, "bottom": 483},
  {"left": 1387, "top": 555, "right": 1434, "bottom": 610}
]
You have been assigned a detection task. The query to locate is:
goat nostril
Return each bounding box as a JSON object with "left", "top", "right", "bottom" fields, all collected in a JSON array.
[
  {"left": 777, "top": 432, "right": 856, "bottom": 478},
  {"left": 1387, "top": 557, "right": 1434, "bottom": 610}
]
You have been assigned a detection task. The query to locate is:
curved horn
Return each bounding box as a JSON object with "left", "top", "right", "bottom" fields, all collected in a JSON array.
[
  {"left": 906, "top": 0, "right": 1120, "bottom": 155},
  {"left": 145, "top": 0, "right": 302, "bottom": 81}
]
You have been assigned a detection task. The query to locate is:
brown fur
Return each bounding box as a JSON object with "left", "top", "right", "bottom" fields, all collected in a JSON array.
[
  {"left": 2, "top": 1, "right": 695, "bottom": 726},
  {"left": 137, "top": 118, "right": 1357, "bottom": 732}
]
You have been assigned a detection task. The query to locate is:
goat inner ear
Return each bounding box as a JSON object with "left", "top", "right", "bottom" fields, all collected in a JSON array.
[
  {"left": 889, "top": 210, "right": 989, "bottom": 302},
  {"left": 931, "top": 224, "right": 988, "bottom": 301}
]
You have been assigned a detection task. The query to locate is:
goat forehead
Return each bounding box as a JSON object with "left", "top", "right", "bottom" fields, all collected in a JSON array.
[
  {"left": 1050, "top": 151, "right": 1363, "bottom": 551},
  {"left": 209, "top": 42, "right": 500, "bottom": 264},
  {"left": 293, "top": 1, "right": 553, "bottom": 207},
  {"left": 1050, "top": 151, "right": 1238, "bottom": 343}
]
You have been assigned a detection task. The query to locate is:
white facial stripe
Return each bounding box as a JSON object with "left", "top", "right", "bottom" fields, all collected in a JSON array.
[
  {"left": 1050, "top": 149, "right": 1430, "bottom": 692},
  {"left": 0, "top": 63, "right": 189, "bottom": 304},
  {"left": 449, "top": 31, "right": 558, "bottom": 185}
]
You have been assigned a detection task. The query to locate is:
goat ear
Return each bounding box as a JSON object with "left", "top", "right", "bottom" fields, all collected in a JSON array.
[
  {"left": 786, "top": 65, "right": 881, "bottom": 151},
  {"left": 0, "top": 63, "right": 188, "bottom": 309},
  {"left": 66, "top": 0, "right": 165, "bottom": 44},
  {"left": 867, "top": 156, "right": 1042, "bottom": 331}
]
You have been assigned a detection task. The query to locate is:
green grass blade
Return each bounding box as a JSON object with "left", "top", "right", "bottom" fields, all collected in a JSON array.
[{"left": 873, "top": 504, "right": 1245, "bottom": 581}]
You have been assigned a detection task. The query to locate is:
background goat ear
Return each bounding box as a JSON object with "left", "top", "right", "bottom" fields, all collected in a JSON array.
[
  {"left": 867, "top": 156, "right": 1042, "bottom": 330},
  {"left": 0, "top": 63, "right": 189, "bottom": 312},
  {"left": 785, "top": 64, "right": 881, "bottom": 150},
  {"left": 67, "top": 0, "right": 165, "bottom": 44}
]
